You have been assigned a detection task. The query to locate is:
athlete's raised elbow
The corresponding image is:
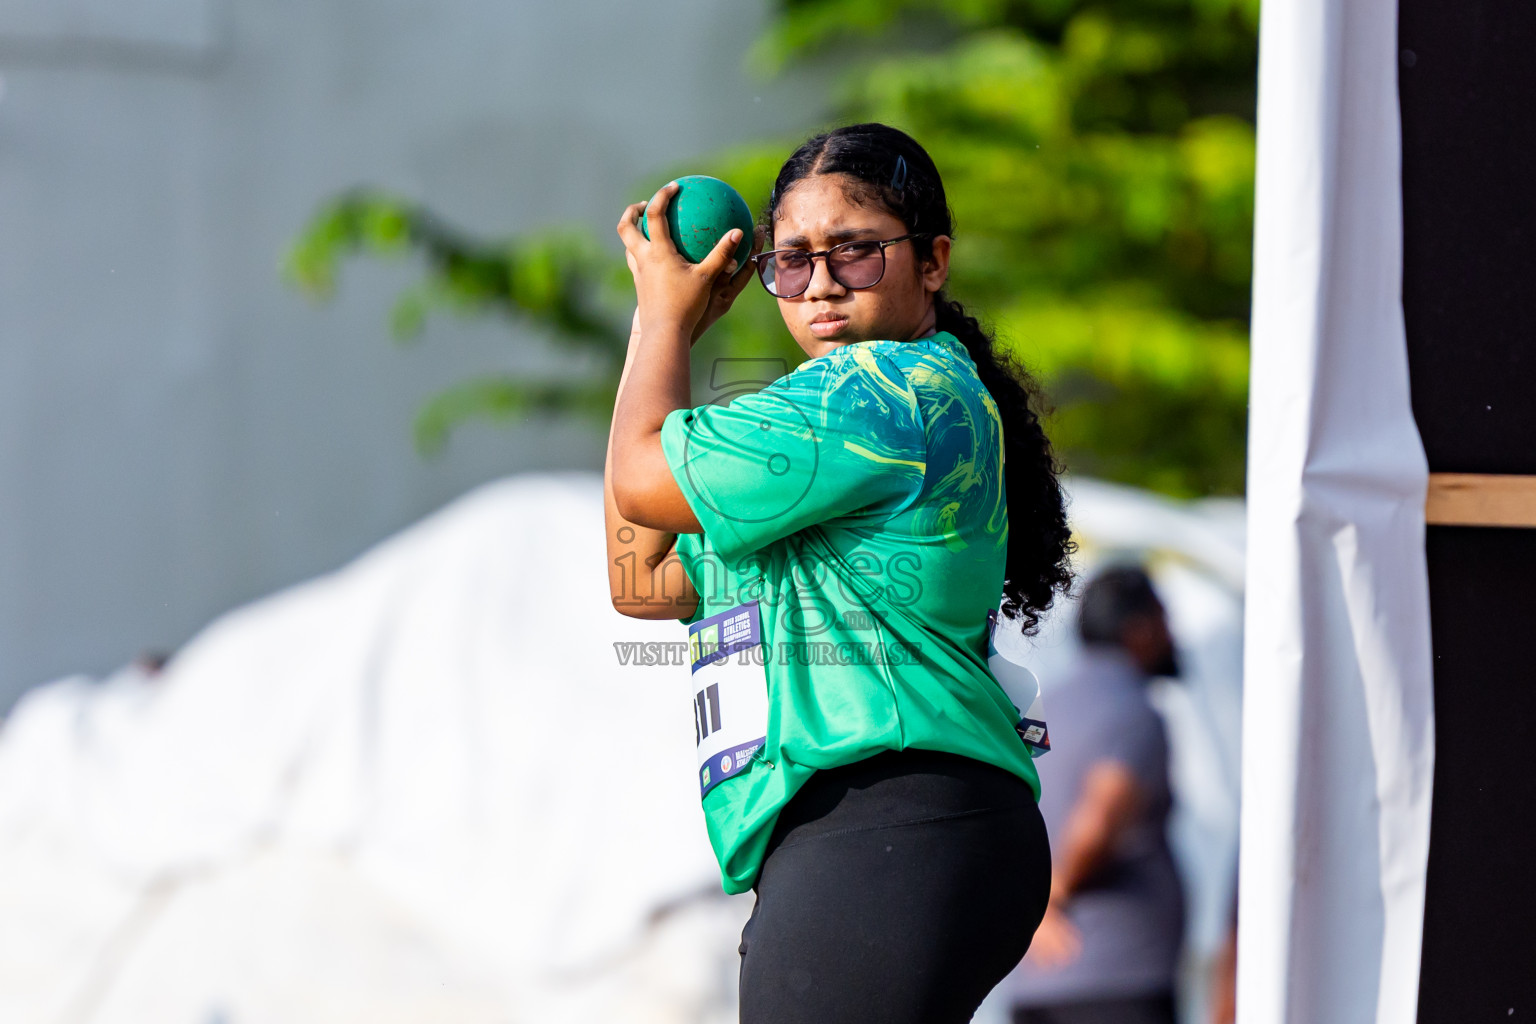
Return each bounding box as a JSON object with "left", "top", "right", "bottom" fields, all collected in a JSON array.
[
  {"left": 612, "top": 474, "right": 646, "bottom": 525},
  {"left": 614, "top": 478, "right": 674, "bottom": 531}
]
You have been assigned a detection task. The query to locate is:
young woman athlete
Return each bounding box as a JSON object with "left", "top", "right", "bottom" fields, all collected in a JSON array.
[{"left": 605, "top": 122, "right": 1074, "bottom": 1023}]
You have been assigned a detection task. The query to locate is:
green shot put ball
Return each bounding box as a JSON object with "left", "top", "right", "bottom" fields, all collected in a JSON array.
[{"left": 639, "top": 175, "right": 755, "bottom": 269}]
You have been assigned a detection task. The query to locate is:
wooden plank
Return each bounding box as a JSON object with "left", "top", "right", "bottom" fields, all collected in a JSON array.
[{"left": 1426, "top": 473, "right": 1536, "bottom": 528}]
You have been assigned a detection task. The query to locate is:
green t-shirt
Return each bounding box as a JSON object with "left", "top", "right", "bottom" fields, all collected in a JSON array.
[{"left": 659, "top": 330, "right": 1041, "bottom": 895}]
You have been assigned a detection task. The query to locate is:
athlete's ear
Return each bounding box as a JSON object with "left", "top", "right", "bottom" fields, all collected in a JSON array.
[{"left": 923, "top": 235, "right": 952, "bottom": 295}]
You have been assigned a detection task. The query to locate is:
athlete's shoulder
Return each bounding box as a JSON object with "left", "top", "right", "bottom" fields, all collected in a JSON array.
[
  {"left": 848, "top": 335, "right": 978, "bottom": 382},
  {"left": 837, "top": 338, "right": 926, "bottom": 371},
  {"left": 828, "top": 343, "right": 924, "bottom": 415},
  {"left": 782, "top": 342, "right": 914, "bottom": 397}
]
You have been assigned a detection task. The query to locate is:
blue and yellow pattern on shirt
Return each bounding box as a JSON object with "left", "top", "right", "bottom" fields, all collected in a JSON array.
[{"left": 660, "top": 330, "right": 1039, "bottom": 895}]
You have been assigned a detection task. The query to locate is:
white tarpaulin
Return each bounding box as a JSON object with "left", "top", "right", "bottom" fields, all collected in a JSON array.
[
  {"left": 0, "top": 472, "right": 1245, "bottom": 1023},
  {"left": 1239, "top": 0, "right": 1436, "bottom": 1021},
  {"left": 0, "top": 473, "right": 750, "bottom": 1024}
]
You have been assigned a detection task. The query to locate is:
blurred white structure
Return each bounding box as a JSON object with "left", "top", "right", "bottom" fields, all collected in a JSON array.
[
  {"left": 1239, "top": 0, "right": 1434, "bottom": 1021},
  {"left": 0, "top": 0, "right": 826, "bottom": 706},
  {"left": 0, "top": 473, "right": 1243, "bottom": 1023}
]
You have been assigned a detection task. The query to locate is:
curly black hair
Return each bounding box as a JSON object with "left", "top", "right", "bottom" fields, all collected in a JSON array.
[{"left": 766, "top": 122, "right": 1076, "bottom": 634}]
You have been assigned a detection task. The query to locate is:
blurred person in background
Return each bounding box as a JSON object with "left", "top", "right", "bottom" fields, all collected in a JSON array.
[
  {"left": 1208, "top": 906, "right": 1238, "bottom": 1024},
  {"left": 1009, "top": 565, "right": 1186, "bottom": 1024}
]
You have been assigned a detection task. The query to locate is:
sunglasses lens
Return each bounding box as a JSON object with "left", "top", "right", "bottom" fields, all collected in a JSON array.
[
  {"left": 763, "top": 253, "right": 812, "bottom": 297},
  {"left": 829, "top": 242, "right": 885, "bottom": 289}
]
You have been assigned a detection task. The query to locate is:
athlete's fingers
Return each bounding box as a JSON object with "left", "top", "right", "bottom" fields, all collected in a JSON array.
[
  {"left": 719, "top": 249, "right": 756, "bottom": 302},
  {"left": 752, "top": 224, "right": 771, "bottom": 259},
  {"left": 642, "top": 182, "right": 681, "bottom": 257},
  {"left": 727, "top": 227, "right": 765, "bottom": 290},
  {"left": 697, "top": 226, "right": 744, "bottom": 281},
  {"left": 722, "top": 263, "right": 754, "bottom": 302},
  {"left": 616, "top": 201, "right": 648, "bottom": 249},
  {"left": 706, "top": 264, "right": 738, "bottom": 302}
]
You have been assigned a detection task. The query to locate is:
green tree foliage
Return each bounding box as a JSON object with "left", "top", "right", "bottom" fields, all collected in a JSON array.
[{"left": 285, "top": 0, "right": 1257, "bottom": 495}]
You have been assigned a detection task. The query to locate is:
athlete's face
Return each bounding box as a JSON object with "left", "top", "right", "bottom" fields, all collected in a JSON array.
[{"left": 768, "top": 173, "right": 951, "bottom": 360}]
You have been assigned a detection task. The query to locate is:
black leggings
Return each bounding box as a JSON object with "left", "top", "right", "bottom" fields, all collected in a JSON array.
[{"left": 737, "top": 747, "right": 1052, "bottom": 1024}]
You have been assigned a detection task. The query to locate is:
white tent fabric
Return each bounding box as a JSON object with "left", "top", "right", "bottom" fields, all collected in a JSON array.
[
  {"left": 1240, "top": 1, "right": 1436, "bottom": 1022},
  {"left": 0, "top": 472, "right": 1244, "bottom": 1023},
  {"left": 0, "top": 472, "right": 747, "bottom": 1024}
]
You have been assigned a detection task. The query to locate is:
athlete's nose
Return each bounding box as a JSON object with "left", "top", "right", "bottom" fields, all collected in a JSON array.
[{"left": 802, "top": 254, "right": 847, "bottom": 301}]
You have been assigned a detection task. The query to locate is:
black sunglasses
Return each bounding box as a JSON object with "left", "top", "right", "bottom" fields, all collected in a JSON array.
[{"left": 750, "top": 233, "right": 932, "bottom": 299}]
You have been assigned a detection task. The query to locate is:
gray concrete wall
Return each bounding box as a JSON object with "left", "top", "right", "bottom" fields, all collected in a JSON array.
[{"left": 0, "top": 0, "right": 823, "bottom": 706}]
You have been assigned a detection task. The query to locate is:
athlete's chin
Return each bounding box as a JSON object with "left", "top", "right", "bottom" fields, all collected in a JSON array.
[
  {"left": 801, "top": 321, "right": 869, "bottom": 355},
  {"left": 806, "top": 338, "right": 858, "bottom": 359}
]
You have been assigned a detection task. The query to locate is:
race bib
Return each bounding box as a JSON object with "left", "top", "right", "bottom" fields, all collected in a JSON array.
[
  {"left": 986, "top": 608, "right": 1051, "bottom": 756},
  {"left": 688, "top": 600, "right": 770, "bottom": 798}
]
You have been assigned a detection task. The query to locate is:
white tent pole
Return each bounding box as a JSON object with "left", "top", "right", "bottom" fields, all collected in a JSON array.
[{"left": 1238, "top": 0, "right": 1436, "bottom": 1021}]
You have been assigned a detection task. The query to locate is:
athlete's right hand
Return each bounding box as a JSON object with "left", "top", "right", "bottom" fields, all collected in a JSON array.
[
  {"left": 617, "top": 182, "right": 756, "bottom": 345},
  {"left": 625, "top": 240, "right": 759, "bottom": 346},
  {"left": 688, "top": 224, "right": 763, "bottom": 345}
]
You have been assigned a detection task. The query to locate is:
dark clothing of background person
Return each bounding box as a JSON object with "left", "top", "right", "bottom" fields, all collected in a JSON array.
[
  {"left": 1007, "top": 645, "right": 1185, "bottom": 1021},
  {"left": 1013, "top": 991, "right": 1178, "bottom": 1024}
]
